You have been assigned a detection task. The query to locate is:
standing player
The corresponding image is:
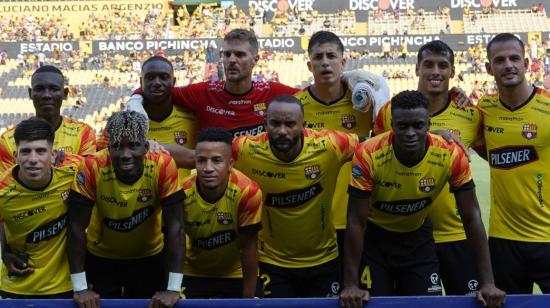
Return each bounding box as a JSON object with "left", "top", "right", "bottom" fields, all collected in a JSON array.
[
  {"left": 66, "top": 111, "right": 185, "bottom": 308},
  {"left": 97, "top": 56, "right": 197, "bottom": 174},
  {"left": 182, "top": 128, "right": 262, "bottom": 298},
  {"left": 0, "top": 65, "right": 96, "bottom": 172},
  {"left": 295, "top": 31, "right": 374, "bottom": 273},
  {"left": 340, "top": 91, "right": 505, "bottom": 307},
  {"left": 373, "top": 41, "right": 483, "bottom": 294},
  {"left": 232, "top": 95, "right": 359, "bottom": 297},
  {"left": 126, "top": 29, "right": 383, "bottom": 140},
  {"left": 479, "top": 33, "right": 550, "bottom": 294},
  {"left": 0, "top": 118, "right": 82, "bottom": 298}
]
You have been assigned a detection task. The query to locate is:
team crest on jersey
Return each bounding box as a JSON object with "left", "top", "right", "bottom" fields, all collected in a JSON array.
[
  {"left": 522, "top": 124, "right": 537, "bottom": 140},
  {"left": 217, "top": 212, "right": 233, "bottom": 225},
  {"left": 174, "top": 131, "right": 188, "bottom": 145},
  {"left": 304, "top": 164, "right": 321, "bottom": 180},
  {"left": 341, "top": 115, "right": 357, "bottom": 130},
  {"left": 61, "top": 190, "right": 70, "bottom": 201},
  {"left": 137, "top": 189, "right": 152, "bottom": 202},
  {"left": 419, "top": 178, "right": 435, "bottom": 192},
  {"left": 253, "top": 103, "right": 267, "bottom": 117}
]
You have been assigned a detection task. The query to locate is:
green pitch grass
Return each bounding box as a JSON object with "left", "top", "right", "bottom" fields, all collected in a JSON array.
[{"left": 470, "top": 153, "right": 542, "bottom": 294}]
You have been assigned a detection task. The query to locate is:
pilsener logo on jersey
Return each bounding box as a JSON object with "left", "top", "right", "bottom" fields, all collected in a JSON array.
[
  {"left": 26, "top": 214, "right": 68, "bottom": 243},
  {"left": 265, "top": 183, "right": 323, "bottom": 208},
  {"left": 374, "top": 198, "right": 432, "bottom": 216},
  {"left": 489, "top": 146, "right": 538, "bottom": 169},
  {"left": 194, "top": 230, "right": 236, "bottom": 250},
  {"left": 103, "top": 206, "right": 154, "bottom": 232}
]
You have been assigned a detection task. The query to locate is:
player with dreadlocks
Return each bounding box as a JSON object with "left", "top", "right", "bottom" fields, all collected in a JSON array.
[{"left": 66, "top": 111, "right": 186, "bottom": 308}]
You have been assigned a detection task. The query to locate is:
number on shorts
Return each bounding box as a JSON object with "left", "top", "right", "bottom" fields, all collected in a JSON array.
[
  {"left": 260, "top": 273, "right": 272, "bottom": 296},
  {"left": 360, "top": 265, "right": 372, "bottom": 289}
]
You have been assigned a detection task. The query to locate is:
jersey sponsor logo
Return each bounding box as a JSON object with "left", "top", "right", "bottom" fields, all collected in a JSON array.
[
  {"left": 306, "top": 122, "right": 325, "bottom": 129},
  {"left": 373, "top": 197, "right": 432, "bottom": 215},
  {"left": 31, "top": 190, "right": 57, "bottom": 201},
  {"left": 77, "top": 171, "right": 86, "bottom": 185},
  {"left": 265, "top": 183, "right": 323, "bottom": 208},
  {"left": 253, "top": 102, "right": 267, "bottom": 116},
  {"left": 484, "top": 125, "right": 504, "bottom": 134},
  {"left": 228, "top": 99, "right": 251, "bottom": 105},
  {"left": 194, "top": 230, "right": 236, "bottom": 250},
  {"left": 419, "top": 178, "right": 435, "bottom": 192},
  {"left": 304, "top": 164, "right": 321, "bottom": 180},
  {"left": 206, "top": 105, "right": 236, "bottom": 117},
  {"left": 498, "top": 116, "right": 523, "bottom": 121},
  {"left": 100, "top": 195, "right": 128, "bottom": 207},
  {"left": 489, "top": 146, "right": 538, "bottom": 169},
  {"left": 217, "top": 212, "right": 233, "bottom": 225},
  {"left": 379, "top": 180, "right": 401, "bottom": 189},
  {"left": 12, "top": 206, "right": 46, "bottom": 222},
  {"left": 532, "top": 106, "right": 550, "bottom": 116},
  {"left": 352, "top": 165, "right": 363, "bottom": 178},
  {"left": 232, "top": 124, "right": 264, "bottom": 137},
  {"left": 103, "top": 206, "right": 154, "bottom": 232},
  {"left": 522, "top": 124, "right": 537, "bottom": 140},
  {"left": 56, "top": 146, "right": 74, "bottom": 154},
  {"left": 252, "top": 168, "right": 286, "bottom": 179},
  {"left": 137, "top": 189, "right": 153, "bottom": 202},
  {"left": 174, "top": 131, "right": 188, "bottom": 145},
  {"left": 26, "top": 214, "right": 67, "bottom": 243},
  {"left": 341, "top": 115, "right": 357, "bottom": 130},
  {"left": 536, "top": 173, "right": 544, "bottom": 208}
]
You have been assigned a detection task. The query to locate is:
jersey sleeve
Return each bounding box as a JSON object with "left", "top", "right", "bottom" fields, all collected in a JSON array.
[
  {"left": 326, "top": 130, "right": 359, "bottom": 165},
  {"left": 96, "top": 128, "right": 109, "bottom": 151},
  {"left": 270, "top": 81, "right": 300, "bottom": 96},
  {"left": 78, "top": 124, "right": 97, "bottom": 155},
  {"left": 0, "top": 133, "right": 15, "bottom": 172},
  {"left": 69, "top": 156, "right": 97, "bottom": 206},
  {"left": 237, "top": 178, "right": 263, "bottom": 234},
  {"left": 349, "top": 143, "right": 375, "bottom": 197},
  {"left": 373, "top": 101, "right": 392, "bottom": 136},
  {"left": 231, "top": 135, "right": 247, "bottom": 162},
  {"left": 448, "top": 142, "right": 473, "bottom": 190},
  {"left": 157, "top": 152, "right": 185, "bottom": 206}
]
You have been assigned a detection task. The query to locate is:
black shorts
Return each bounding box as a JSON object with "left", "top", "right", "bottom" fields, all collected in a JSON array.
[
  {"left": 259, "top": 258, "right": 340, "bottom": 298},
  {"left": 86, "top": 250, "right": 165, "bottom": 298},
  {"left": 182, "top": 276, "right": 262, "bottom": 298},
  {"left": 436, "top": 239, "right": 479, "bottom": 295},
  {"left": 360, "top": 220, "right": 442, "bottom": 296},
  {"left": 489, "top": 237, "right": 550, "bottom": 294},
  {"left": 336, "top": 228, "right": 346, "bottom": 282},
  {"left": 0, "top": 290, "right": 72, "bottom": 299}
]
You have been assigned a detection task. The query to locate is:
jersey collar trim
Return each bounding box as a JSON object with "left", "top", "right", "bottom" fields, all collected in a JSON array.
[
  {"left": 307, "top": 84, "right": 347, "bottom": 106},
  {"left": 499, "top": 86, "right": 536, "bottom": 112}
]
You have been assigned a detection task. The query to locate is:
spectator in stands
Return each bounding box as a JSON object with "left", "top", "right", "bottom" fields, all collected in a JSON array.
[
  {"left": 181, "top": 127, "right": 262, "bottom": 298},
  {"left": 0, "top": 65, "right": 96, "bottom": 172},
  {"left": 0, "top": 50, "right": 7, "bottom": 65},
  {"left": 67, "top": 111, "right": 185, "bottom": 307},
  {"left": 480, "top": 33, "right": 550, "bottom": 295},
  {"left": 0, "top": 118, "right": 83, "bottom": 299}
]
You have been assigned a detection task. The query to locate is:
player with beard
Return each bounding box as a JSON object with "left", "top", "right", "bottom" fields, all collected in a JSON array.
[
  {"left": 181, "top": 128, "right": 262, "bottom": 298},
  {"left": 0, "top": 118, "right": 82, "bottom": 298},
  {"left": 97, "top": 56, "right": 197, "bottom": 177},
  {"left": 0, "top": 65, "right": 96, "bottom": 172},
  {"left": 232, "top": 94, "right": 359, "bottom": 297},
  {"left": 340, "top": 90, "right": 505, "bottom": 307},
  {"left": 373, "top": 40, "right": 483, "bottom": 295},
  {"left": 477, "top": 33, "right": 550, "bottom": 294},
  {"left": 66, "top": 111, "right": 185, "bottom": 308}
]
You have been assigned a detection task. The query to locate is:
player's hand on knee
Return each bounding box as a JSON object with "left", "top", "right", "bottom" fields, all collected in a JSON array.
[
  {"left": 2, "top": 252, "right": 34, "bottom": 277},
  {"left": 149, "top": 290, "right": 180, "bottom": 308},
  {"left": 339, "top": 285, "right": 369, "bottom": 308},
  {"left": 73, "top": 289, "right": 100, "bottom": 308},
  {"left": 476, "top": 283, "right": 506, "bottom": 308},
  {"left": 450, "top": 86, "right": 472, "bottom": 108}
]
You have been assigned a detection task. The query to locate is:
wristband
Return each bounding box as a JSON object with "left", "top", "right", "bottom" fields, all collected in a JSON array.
[
  {"left": 71, "top": 272, "right": 88, "bottom": 292},
  {"left": 167, "top": 272, "right": 183, "bottom": 292}
]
